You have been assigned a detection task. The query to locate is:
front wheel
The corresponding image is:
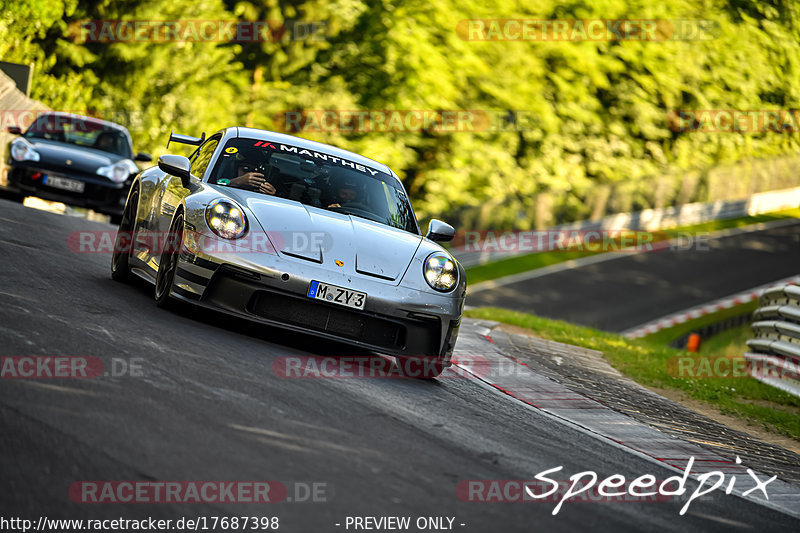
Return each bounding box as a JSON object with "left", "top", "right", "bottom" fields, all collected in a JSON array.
[
  {"left": 111, "top": 188, "right": 138, "bottom": 282},
  {"left": 154, "top": 212, "right": 184, "bottom": 308},
  {"left": 0, "top": 190, "right": 24, "bottom": 203}
]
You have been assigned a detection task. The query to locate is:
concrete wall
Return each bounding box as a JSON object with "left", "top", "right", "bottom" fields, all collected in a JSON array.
[{"left": 0, "top": 69, "right": 49, "bottom": 186}]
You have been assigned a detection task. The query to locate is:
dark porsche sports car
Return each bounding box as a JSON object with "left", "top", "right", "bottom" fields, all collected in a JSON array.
[
  {"left": 111, "top": 127, "right": 466, "bottom": 377},
  {"left": 2, "top": 111, "right": 151, "bottom": 221}
]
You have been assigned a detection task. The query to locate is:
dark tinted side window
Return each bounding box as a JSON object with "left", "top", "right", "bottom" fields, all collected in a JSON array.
[{"left": 190, "top": 137, "right": 219, "bottom": 179}]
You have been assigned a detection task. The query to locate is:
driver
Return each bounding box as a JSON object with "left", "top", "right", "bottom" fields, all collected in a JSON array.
[
  {"left": 227, "top": 158, "right": 276, "bottom": 195},
  {"left": 327, "top": 175, "right": 361, "bottom": 208},
  {"left": 94, "top": 130, "right": 118, "bottom": 152}
]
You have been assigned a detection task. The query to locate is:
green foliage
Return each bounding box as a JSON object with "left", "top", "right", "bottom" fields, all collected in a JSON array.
[{"left": 3, "top": 0, "right": 800, "bottom": 224}]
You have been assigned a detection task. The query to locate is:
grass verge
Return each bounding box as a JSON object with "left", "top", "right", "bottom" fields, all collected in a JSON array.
[
  {"left": 464, "top": 307, "right": 800, "bottom": 442},
  {"left": 464, "top": 208, "right": 800, "bottom": 285}
]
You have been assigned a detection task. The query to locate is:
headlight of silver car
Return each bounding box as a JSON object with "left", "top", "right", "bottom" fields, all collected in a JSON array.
[
  {"left": 205, "top": 199, "right": 247, "bottom": 240},
  {"left": 10, "top": 138, "right": 40, "bottom": 162},
  {"left": 423, "top": 252, "right": 458, "bottom": 292},
  {"left": 97, "top": 160, "right": 138, "bottom": 183}
]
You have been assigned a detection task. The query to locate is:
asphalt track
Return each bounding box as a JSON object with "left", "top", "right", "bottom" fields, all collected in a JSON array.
[
  {"left": 0, "top": 198, "right": 798, "bottom": 532},
  {"left": 467, "top": 221, "right": 800, "bottom": 332}
]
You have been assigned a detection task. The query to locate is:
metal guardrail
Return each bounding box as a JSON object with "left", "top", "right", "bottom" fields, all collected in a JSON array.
[
  {"left": 746, "top": 284, "right": 800, "bottom": 398},
  {"left": 451, "top": 187, "right": 800, "bottom": 268},
  {"left": 669, "top": 311, "right": 753, "bottom": 349}
]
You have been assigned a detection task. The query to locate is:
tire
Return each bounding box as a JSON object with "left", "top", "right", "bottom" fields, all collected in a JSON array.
[
  {"left": 111, "top": 188, "right": 138, "bottom": 283},
  {"left": 0, "top": 189, "right": 24, "bottom": 203},
  {"left": 109, "top": 213, "right": 123, "bottom": 225},
  {"left": 154, "top": 211, "right": 184, "bottom": 308}
]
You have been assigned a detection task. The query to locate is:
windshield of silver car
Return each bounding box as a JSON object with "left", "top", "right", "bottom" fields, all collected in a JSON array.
[{"left": 208, "top": 138, "right": 418, "bottom": 234}]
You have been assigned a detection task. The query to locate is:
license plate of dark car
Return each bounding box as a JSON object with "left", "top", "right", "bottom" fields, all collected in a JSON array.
[
  {"left": 307, "top": 281, "right": 366, "bottom": 310},
  {"left": 45, "top": 175, "right": 85, "bottom": 193}
]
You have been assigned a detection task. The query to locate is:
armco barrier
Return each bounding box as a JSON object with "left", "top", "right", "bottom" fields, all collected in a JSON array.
[
  {"left": 669, "top": 311, "right": 753, "bottom": 350},
  {"left": 453, "top": 186, "right": 800, "bottom": 267},
  {"left": 745, "top": 283, "right": 800, "bottom": 397}
]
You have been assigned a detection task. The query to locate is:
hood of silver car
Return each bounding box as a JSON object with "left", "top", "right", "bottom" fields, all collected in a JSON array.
[{"left": 229, "top": 193, "right": 423, "bottom": 281}]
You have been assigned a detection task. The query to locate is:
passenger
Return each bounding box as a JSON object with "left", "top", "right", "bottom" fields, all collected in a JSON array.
[
  {"left": 227, "top": 159, "right": 276, "bottom": 195},
  {"left": 327, "top": 175, "right": 361, "bottom": 208}
]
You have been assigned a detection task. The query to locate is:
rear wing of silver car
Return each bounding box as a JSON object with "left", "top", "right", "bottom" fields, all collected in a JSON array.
[{"left": 166, "top": 131, "right": 205, "bottom": 149}]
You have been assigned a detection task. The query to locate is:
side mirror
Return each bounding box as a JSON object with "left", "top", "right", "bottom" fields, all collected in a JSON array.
[
  {"left": 426, "top": 219, "right": 455, "bottom": 242},
  {"left": 134, "top": 152, "right": 152, "bottom": 162},
  {"left": 6, "top": 126, "right": 22, "bottom": 135},
  {"left": 158, "top": 154, "right": 192, "bottom": 187}
]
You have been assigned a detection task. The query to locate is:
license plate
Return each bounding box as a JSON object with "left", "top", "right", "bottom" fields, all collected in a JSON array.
[
  {"left": 307, "top": 281, "right": 366, "bottom": 310},
  {"left": 45, "top": 175, "right": 85, "bottom": 193}
]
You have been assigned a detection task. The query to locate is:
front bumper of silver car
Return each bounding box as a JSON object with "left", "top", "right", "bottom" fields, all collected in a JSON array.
[{"left": 168, "top": 236, "right": 463, "bottom": 363}]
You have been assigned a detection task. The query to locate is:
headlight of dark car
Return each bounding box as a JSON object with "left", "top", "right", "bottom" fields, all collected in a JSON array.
[
  {"left": 10, "top": 138, "right": 40, "bottom": 162},
  {"left": 97, "top": 160, "right": 138, "bottom": 183},
  {"left": 423, "top": 252, "right": 458, "bottom": 292},
  {"left": 205, "top": 199, "right": 248, "bottom": 240}
]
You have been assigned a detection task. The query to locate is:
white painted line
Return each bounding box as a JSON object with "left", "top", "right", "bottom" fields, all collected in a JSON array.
[{"left": 621, "top": 276, "right": 800, "bottom": 339}]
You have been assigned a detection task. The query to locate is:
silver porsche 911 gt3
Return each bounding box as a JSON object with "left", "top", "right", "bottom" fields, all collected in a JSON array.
[{"left": 111, "top": 127, "right": 466, "bottom": 377}]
